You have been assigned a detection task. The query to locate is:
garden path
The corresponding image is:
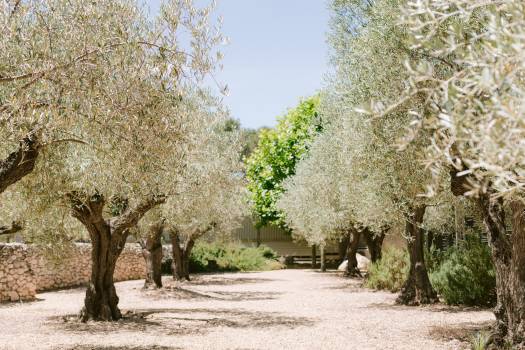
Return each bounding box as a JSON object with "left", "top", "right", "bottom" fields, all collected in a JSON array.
[{"left": 0, "top": 269, "right": 494, "bottom": 349}]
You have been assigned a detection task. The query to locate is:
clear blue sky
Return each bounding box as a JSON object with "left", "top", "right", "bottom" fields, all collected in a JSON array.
[{"left": 146, "top": 0, "right": 330, "bottom": 129}]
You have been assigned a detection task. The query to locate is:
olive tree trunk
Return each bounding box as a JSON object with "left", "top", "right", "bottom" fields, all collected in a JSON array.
[
  {"left": 140, "top": 221, "right": 164, "bottom": 289},
  {"left": 171, "top": 230, "right": 194, "bottom": 281},
  {"left": 363, "top": 227, "right": 387, "bottom": 263},
  {"left": 68, "top": 192, "right": 165, "bottom": 322},
  {"left": 477, "top": 196, "right": 525, "bottom": 347},
  {"left": 311, "top": 245, "right": 317, "bottom": 268},
  {"left": 345, "top": 228, "right": 361, "bottom": 277},
  {"left": 396, "top": 205, "right": 438, "bottom": 305},
  {"left": 320, "top": 245, "right": 326, "bottom": 272},
  {"left": 338, "top": 234, "right": 350, "bottom": 264},
  {"left": 451, "top": 167, "right": 525, "bottom": 347}
]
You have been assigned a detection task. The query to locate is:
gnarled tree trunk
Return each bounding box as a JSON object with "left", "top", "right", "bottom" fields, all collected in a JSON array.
[
  {"left": 363, "top": 227, "right": 387, "bottom": 263},
  {"left": 451, "top": 167, "right": 525, "bottom": 347},
  {"left": 345, "top": 227, "right": 361, "bottom": 277},
  {"left": 68, "top": 192, "right": 165, "bottom": 322},
  {"left": 477, "top": 196, "right": 525, "bottom": 347},
  {"left": 140, "top": 221, "right": 164, "bottom": 289},
  {"left": 397, "top": 205, "right": 438, "bottom": 305},
  {"left": 171, "top": 230, "right": 194, "bottom": 281}
]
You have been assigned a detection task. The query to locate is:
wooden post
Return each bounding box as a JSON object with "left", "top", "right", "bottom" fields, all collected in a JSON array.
[
  {"left": 454, "top": 199, "right": 465, "bottom": 245},
  {"left": 320, "top": 245, "right": 326, "bottom": 272},
  {"left": 256, "top": 226, "right": 261, "bottom": 247},
  {"left": 311, "top": 245, "right": 317, "bottom": 268}
]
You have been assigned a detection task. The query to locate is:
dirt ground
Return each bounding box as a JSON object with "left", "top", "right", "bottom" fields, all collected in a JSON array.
[{"left": 0, "top": 269, "right": 494, "bottom": 350}]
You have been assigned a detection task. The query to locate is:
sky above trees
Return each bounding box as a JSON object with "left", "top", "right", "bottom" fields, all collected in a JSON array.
[{"left": 147, "top": 0, "right": 330, "bottom": 129}]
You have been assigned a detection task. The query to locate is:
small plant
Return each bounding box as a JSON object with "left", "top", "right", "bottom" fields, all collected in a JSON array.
[
  {"left": 469, "top": 331, "right": 491, "bottom": 350},
  {"left": 364, "top": 248, "right": 409, "bottom": 292},
  {"left": 429, "top": 236, "right": 496, "bottom": 306}
]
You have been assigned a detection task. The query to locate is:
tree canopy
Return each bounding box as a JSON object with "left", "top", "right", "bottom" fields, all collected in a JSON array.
[{"left": 246, "top": 96, "right": 322, "bottom": 229}]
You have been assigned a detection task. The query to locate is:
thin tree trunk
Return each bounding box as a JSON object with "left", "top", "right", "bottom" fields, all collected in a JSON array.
[
  {"left": 454, "top": 199, "right": 465, "bottom": 245},
  {"left": 141, "top": 221, "right": 164, "bottom": 289},
  {"left": 171, "top": 230, "right": 185, "bottom": 281},
  {"left": 338, "top": 234, "right": 350, "bottom": 264},
  {"left": 171, "top": 230, "right": 193, "bottom": 281},
  {"left": 320, "top": 245, "right": 326, "bottom": 272},
  {"left": 345, "top": 228, "right": 361, "bottom": 277},
  {"left": 426, "top": 230, "right": 434, "bottom": 251},
  {"left": 183, "top": 239, "right": 194, "bottom": 280},
  {"left": 363, "top": 227, "right": 386, "bottom": 263},
  {"left": 68, "top": 192, "right": 165, "bottom": 322},
  {"left": 311, "top": 245, "right": 317, "bottom": 268},
  {"left": 397, "top": 205, "right": 438, "bottom": 305}
]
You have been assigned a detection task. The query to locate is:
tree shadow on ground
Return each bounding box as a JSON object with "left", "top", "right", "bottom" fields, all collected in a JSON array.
[
  {"left": 0, "top": 297, "right": 45, "bottom": 308},
  {"left": 141, "top": 287, "right": 284, "bottom": 301},
  {"left": 63, "top": 346, "right": 179, "bottom": 350},
  {"left": 428, "top": 321, "right": 493, "bottom": 343},
  {"left": 311, "top": 270, "right": 340, "bottom": 275},
  {"left": 177, "top": 275, "right": 280, "bottom": 286},
  {"left": 364, "top": 302, "right": 491, "bottom": 314},
  {"left": 51, "top": 307, "right": 314, "bottom": 337},
  {"left": 322, "top": 277, "right": 365, "bottom": 292}
]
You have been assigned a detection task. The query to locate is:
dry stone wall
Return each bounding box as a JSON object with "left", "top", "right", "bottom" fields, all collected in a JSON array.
[{"left": 0, "top": 243, "right": 145, "bottom": 302}]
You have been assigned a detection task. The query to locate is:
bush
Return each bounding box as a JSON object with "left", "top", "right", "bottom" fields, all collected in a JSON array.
[
  {"left": 364, "top": 248, "right": 409, "bottom": 292},
  {"left": 429, "top": 236, "right": 496, "bottom": 306},
  {"left": 189, "top": 242, "right": 282, "bottom": 273}
]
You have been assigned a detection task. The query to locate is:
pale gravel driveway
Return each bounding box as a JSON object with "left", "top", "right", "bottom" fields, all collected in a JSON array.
[{"left": 0, "top": 269, "right": 494, "bottom": 350}]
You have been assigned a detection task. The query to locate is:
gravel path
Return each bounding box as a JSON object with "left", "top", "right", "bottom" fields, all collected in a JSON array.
[{"left": 0, "top": 269, "right": 494, "bottom": 350}]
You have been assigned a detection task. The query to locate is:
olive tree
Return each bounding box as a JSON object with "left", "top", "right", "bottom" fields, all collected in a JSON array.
[
  {"left": 166, "top": 117, "right": 247, "bottom": 281},
  {"left": 2, "top": 0, "right": 225, "bottom": 321},
  {"left": 397, "top": 0, "right": 525, "bottom": 345},
  {"left": 317, "top": 0, "right": 451, "bottom": 304}
]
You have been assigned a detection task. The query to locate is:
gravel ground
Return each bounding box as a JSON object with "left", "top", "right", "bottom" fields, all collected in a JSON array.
[{"left": 0, "top": 269, "right": 494, "bottom": 350}]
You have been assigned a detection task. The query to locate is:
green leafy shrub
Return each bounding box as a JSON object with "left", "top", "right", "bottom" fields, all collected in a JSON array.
[
  {"left": 189, "top": 242, "right": 282, "bottom": 273},
  {"left": 425, "top": 243, "right": 447, "bottom": 273},
  {"left": 430, "top": 237, "right": 496, "bottom": 306},
  {"left": 257, "top": 244, "right": 278, "bottom": 260},
  {"left": 364, "top": 248, "right": 409, "bottom": 292}
]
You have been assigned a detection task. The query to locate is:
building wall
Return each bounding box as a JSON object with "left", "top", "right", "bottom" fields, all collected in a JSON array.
[
  {"left": 233, "top": 216, "right": 347, "bottom": 257},
  {"left": 0, "top": 243, "right": 145, "bottom": 303}
]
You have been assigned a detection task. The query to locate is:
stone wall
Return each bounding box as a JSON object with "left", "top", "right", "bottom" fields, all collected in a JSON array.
[{"left": 0, "top": 243, "right": 146, "bottom": 302}]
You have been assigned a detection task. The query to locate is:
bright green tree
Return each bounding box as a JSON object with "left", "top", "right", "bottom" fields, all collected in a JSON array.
[{"left": 246, "top": 96, "right": 322, "bottom": 229}]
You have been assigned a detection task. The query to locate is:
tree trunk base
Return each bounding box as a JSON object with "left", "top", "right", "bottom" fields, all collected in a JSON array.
[
  {"left": 396, "top": 265, "right": 438, "bottom": 306},
  {"left": 343, "top": 267, "right": 362, "bottom": 278},
  {"left": 79, "top": 283, "right": 121, "bottom": 322}
]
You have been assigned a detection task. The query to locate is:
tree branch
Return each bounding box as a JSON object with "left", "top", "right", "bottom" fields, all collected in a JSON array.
[
  {"left": 0, "top": 221, "right": 22, "bottom": 236},
  {"left": 66, "top": 191, "right": 106, "bottom": 227},
  {"left": 111, "top": 194, "right": 166, "bottom": 233},
  {"left": 0, "top": 43, "right": 122, "bottom": 86},
  {"left": 0, "top": 128, "right": 41, "bottom": 194},
  {"left": 9, "top": 0, "right": 21, "bottom": 18}
]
